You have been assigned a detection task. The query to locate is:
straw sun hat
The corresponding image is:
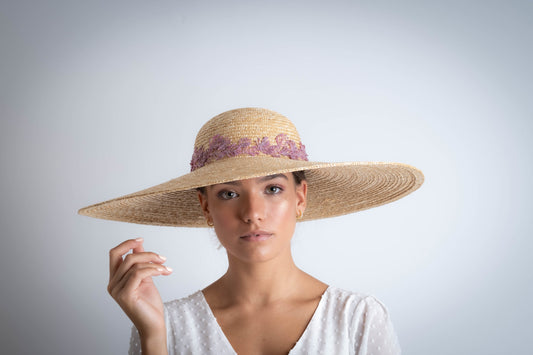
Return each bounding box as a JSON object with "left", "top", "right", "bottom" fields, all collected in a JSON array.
[{"left": 78, "top": 108, "right": 424, "bottom": 227}]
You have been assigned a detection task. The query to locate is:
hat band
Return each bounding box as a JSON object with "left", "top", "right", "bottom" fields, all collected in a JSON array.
[{"left": 190, "top": 133, "right": 308, "bottom": 171}]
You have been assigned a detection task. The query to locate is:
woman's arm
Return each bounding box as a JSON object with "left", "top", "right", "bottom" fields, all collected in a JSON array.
[{"left": 108, "top": 238, "right": 172, "bottom": 355}]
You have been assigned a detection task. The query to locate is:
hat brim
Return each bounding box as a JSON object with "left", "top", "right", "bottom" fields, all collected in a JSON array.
[{"left": 78, "top": 156, "right": 424, "bottom": 227}]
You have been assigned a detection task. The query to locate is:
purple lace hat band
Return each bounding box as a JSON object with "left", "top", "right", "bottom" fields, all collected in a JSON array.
[{"left": 190, "top": 133, "right": 308, "bottom": 171}]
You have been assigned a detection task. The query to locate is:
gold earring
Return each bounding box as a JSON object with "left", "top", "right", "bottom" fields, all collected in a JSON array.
[
  {"left": 206, "top": 219, "right": 214, "bottom": 227},
  {"left": 296, "top": 210, "right": 303, "bottom": 219}
]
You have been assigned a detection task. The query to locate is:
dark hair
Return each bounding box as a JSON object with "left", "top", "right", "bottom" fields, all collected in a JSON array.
[
  {"left": 291, "top": 170, "right": 306, "bottom": 186},
  {"left": 196, "top": 170, "right": 306, "bottom": 195}
]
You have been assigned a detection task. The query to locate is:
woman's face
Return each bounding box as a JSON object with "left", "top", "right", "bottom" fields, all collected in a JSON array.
[{"left": 197, "top": 173, "right": 307, "bottom": 264}]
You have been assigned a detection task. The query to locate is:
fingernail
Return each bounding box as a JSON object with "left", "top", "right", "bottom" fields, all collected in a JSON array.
[
  {"left": 158, "top": 254, "right": 167, "bottom": 261},
  {"left": 165, "top": 266, "right": 173, "bottom": 272},
  {"left": 157, "top": 267, "right": 165, "bottom": 272},
  {"left": 135, "top": 237, "right": 143, "bottom": 242}
]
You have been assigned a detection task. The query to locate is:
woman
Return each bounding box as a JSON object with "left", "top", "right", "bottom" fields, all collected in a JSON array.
[{"left": 79, "top": 108, "right": 424, "bottom": 354}]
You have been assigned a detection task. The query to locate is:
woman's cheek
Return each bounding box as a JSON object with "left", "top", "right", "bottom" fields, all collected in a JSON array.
[{"left": 271, "top": 199, "right": 291, "bottom": 220}]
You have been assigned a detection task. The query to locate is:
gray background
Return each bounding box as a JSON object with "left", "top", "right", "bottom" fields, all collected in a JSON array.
[{"left": 1, "top": 0, "right": 532, "bottom": 354}]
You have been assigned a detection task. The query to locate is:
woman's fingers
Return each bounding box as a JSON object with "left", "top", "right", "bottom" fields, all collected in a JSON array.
[
  {"left": 109, "top": 251, "right": 167, "bottom": 288},
  {"left": 121, "top": 264, "right": 173, "bottom": 297},
  {"left": 110, "top": 262, "right": 172, "bottom": 301},
  {"left": 109, "top": 238, "right": 144, "bottom": 277},
  {"left": 107, "top": 238, "right": 171, "bottom": 337},
  {"left": 132, "top": 241, "right": 145, "bottom": 254}
]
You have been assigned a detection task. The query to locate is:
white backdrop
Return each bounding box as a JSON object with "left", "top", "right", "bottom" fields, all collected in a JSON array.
[{"left": 1, "top": 1, "right": 532, "bottom": 354}]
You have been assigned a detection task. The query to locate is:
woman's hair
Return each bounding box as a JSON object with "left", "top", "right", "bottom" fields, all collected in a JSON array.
[
  {"left": 196, "top": 171, "right": 306, "bottom": 195},
  {"left": 291, "top": 170, "right": 306, "bottom": 186}
]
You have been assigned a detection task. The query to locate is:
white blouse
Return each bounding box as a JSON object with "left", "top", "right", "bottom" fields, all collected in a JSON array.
[{"left": 129, "top": 286, "right": 401, "bottom": 355}]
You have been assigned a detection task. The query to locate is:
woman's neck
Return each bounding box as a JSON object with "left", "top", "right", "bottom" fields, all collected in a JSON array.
[
  {"left": 204, "top": 249, "right": 312, "bottom": 308},
  {"left": 227, "top": 256, "right": 302, "bottom": 304}
]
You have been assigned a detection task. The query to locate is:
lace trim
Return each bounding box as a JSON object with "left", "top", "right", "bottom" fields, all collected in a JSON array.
[{"left": 190, "top": 133, "right": 308, "bottom": 171}]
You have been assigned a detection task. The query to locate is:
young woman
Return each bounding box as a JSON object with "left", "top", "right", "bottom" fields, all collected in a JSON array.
[{"left": 79, "top": 108, "right": 424, "bottom": 354}]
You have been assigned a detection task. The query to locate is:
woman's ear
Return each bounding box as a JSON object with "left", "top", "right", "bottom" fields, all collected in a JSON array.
[
  {"left": 197, "top": 190, "right": 210, "bottom": 219},
  {"left": 295, "top": 180, "right": 307, "bottom": 213}
]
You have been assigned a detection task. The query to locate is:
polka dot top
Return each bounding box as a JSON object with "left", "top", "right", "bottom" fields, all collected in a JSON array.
[{"left": 129, "top": 286, "right": 401, "bottom": 354}]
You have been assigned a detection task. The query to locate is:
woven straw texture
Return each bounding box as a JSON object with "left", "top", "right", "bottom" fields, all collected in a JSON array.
[
  {"left": 78, "top": 108, "right": 424, "bottom": 227},
  {"left": 195, "top": 108, "right": 301, "bottom": 149}
]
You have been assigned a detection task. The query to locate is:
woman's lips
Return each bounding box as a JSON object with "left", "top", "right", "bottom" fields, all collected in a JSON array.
[{"left": 240, "top": 231, "right": 273, "bottom": 241}]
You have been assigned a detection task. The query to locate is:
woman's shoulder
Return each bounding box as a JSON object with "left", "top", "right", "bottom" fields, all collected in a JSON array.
[
  {"left": 163, "top": 290, "right": 207, "bottom": 317},
  {"left": 318, "top": 286, "right": 401, "bottom": 354},
  {"left": 326, "top": 285, "right": 387, "bottom": 302},
  {"left": 322, "top": 285, "right": 392, "bottom": 318}
]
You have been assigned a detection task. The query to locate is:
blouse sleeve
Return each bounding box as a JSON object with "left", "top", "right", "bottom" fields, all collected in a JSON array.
[
  {"left": 355, "top": 296, "right": 401, "bottom": 355},
  {"left": 128, "top": 325, "right": 142, "bottom": 355}
]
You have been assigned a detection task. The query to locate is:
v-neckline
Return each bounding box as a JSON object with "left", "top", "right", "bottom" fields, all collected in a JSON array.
[{"left": 198, "top": 286, "right": 331, "bottom": 354}]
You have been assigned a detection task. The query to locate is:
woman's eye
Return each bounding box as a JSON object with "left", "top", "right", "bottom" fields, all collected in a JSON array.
[
  {"left": 266, "top": 186, "right": 283, "bottom": 194},
  {"left": 218, "top": 190, "right": 238, "bottom": 200}
]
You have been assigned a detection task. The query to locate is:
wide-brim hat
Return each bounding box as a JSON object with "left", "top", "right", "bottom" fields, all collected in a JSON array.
[{"left": 78, "top": 108, "right": 424, "bottom": 227}]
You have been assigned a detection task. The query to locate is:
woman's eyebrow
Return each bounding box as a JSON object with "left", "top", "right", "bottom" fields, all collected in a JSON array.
[
  {"left": 258, "top": 174, "right": 288, "bottom": 182},
  {"left": 218, "top": 180, "right": 240, "bottom": 186},
  {"left": 217, "top": 174, "right": 288, "bottom": 187}
]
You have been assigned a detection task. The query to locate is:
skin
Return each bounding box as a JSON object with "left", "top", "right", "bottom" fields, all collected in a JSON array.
[{"left": 108, "top": 173, "right": 328, "bottom": 355}]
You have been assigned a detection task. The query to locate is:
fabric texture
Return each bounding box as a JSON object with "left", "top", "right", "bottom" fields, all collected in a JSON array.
[{"left": 129, "top": 286, "right": 401, "bottom": 355}]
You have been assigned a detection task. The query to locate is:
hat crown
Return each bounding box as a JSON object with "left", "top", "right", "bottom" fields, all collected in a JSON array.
[
  {"left": 194, "top": 108, "right": 302, "bottom": 148},
  {"left": 190, "top": 108, "right": 308, "bottom": 171}
]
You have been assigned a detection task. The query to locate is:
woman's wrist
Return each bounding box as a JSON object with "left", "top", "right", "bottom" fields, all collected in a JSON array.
[{"left": 140, "top": 331, "right": 167, "bottom": 355}]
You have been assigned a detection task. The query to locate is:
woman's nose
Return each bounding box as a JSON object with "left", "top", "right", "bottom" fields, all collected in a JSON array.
[{"left": 240, "top": 192, "right": 265, "bottom": 223}]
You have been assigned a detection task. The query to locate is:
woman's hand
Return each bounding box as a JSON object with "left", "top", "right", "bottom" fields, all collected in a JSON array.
[{"left": 108, "top": 238, "right": 172, "bottom": 343}]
